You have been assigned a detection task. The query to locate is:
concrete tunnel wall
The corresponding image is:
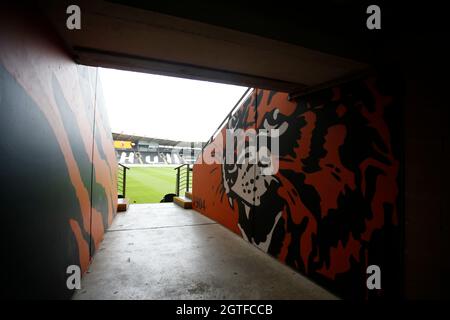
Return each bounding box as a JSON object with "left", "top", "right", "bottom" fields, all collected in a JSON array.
[
  {"left": 192, "top": 80, "right": 403, "bottom": 300},
  {"left": 0, "top": 6, "right": 117, "bottom": 298}
]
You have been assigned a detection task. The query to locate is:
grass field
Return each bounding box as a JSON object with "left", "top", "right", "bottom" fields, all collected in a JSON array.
[{"left": 126, "top": 167, "right": 177, "bottom": 204}]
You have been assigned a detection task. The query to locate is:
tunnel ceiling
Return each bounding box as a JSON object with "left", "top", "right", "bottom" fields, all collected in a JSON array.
[
  {"left": 107, "top": 0, "right": 376, "bottom": 62},
  {"left": 38, "top": 0, "right": 382, "bottom": 93}
]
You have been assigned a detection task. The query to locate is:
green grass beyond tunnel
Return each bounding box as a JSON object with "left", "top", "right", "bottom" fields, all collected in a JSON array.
[{"left": 126, "top": 166, "right": 177, "bottom": 204}]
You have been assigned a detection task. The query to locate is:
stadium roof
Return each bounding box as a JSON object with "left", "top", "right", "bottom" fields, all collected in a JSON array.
[{"left": 112, "top": 132, "right": 204, "bottom": 147}]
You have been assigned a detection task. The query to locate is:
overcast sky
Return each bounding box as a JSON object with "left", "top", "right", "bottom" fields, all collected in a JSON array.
[{"left": 99, "top": 68, "right": 248, "bottom": 142}]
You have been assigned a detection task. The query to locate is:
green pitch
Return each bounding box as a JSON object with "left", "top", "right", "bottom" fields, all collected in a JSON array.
[{"left": 125, "top": 166, "right": 177, "bottom": 204}]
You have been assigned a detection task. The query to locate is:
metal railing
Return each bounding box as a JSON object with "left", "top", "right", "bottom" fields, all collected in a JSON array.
[
  {"left": 202, "top": 87, "right": 253, "bottom": 150},
  {"left": 117, "top": 163, "right": 130, "bottom": 198},
  {"left": 174, "top": 163, "right": 192, "bottom": 196}
]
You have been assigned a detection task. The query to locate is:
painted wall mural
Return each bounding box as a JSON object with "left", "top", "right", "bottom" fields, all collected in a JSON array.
[
  {"left": 0, "top": 7, "right": 117, "bottom": 299},
  {"left": 193, "top": 78, "right": 402, "bottom": 299}
]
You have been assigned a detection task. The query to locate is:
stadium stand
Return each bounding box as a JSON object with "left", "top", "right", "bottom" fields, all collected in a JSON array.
[{"left": 113, "top": 133, "right": 202, "bottom": 166}]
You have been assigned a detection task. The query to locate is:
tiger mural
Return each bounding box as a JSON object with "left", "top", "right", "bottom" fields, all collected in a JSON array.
[{"left": 193, "top": 77, "right": 402, "bottom": 299}]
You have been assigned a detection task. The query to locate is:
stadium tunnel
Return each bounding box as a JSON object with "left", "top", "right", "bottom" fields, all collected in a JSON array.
[{"left": 0, "top": 0, "right": 449, "bottom": 300}]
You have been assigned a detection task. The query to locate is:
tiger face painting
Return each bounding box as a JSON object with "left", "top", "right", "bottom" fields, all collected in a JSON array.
[{"left": 193, "top": 77, "right": 402, "bottom": 299}]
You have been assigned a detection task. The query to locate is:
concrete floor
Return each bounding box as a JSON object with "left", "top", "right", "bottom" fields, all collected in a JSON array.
[{"left": 73, "top": 203, "right": 337, "bottom": 300}]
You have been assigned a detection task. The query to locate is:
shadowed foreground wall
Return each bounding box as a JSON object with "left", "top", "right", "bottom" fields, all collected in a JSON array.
[
  {"left": 193, "top": 78, "right": 402, "bottom": 299},
  {"left": 0, "top": 6, "right": 117, "bottom": 299}
]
